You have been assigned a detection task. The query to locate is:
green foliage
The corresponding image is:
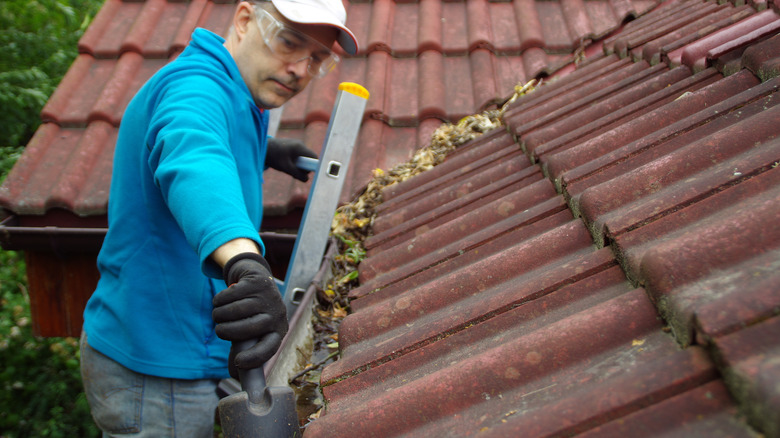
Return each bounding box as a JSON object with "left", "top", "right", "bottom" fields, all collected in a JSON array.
[
  {"left": 0, "top": 253, "right": 98, "bottom": 436},
  {"left": 0, "top": 0, "right": 100, "bottom": 149},
  {"left": 0, "top": 145, "right": 24, "bottom": 186},
  {"left": 1, "top": 0, "right": 104, "bottom": 436},
  {"left": 334, "top": 234, "right": 366, "bottom": 264}
]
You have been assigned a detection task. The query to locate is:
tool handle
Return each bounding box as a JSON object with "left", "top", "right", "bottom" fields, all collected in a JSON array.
[
  {"left": 235, "top": 339, "right": 266, "bottom": 404},
  {"left": 295, "top": 156, "right": 319, "bottom": 172}
]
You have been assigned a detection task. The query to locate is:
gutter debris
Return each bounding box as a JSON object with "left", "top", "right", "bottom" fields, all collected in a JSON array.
[{"left": 292, "top": 79, "right": 539, "bottom": 427}]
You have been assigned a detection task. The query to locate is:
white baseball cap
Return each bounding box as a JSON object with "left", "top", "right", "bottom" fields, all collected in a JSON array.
[{"left": 269, "top": 0, "right": 358, "bottom": 55}]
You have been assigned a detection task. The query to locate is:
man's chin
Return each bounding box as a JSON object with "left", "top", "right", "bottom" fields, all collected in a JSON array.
[
  {"left": 255, "top": 95, "right": 288, "bottom": 110},
  {"left": 255, "top": 88, "right": 298, "bottom": 110}
]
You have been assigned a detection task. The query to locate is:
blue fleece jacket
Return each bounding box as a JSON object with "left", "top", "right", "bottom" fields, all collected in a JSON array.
[{"left": 83, "top": 28, "right": 269, "bottom": 379}]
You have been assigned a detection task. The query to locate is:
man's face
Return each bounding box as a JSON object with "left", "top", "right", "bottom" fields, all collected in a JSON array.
[{"left": 232, "top": 5, "right": 339, "bottom": 109}]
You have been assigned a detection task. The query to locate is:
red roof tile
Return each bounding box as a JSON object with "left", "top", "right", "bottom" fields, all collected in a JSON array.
[
  {"left": 713, "top": 315, "right": 780, "bottom": 436},
  {"left": 1, "top": 0, "right": 660, "bottom": 222},
  {"left": 306, "top": 2, "right": 780, "bottom": 436},
  {"left": 2, "top": 0, "right": 778, "bottom": 434}
]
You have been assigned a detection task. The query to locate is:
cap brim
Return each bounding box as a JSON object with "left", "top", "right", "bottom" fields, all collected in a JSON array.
[{"left": 270, "top": 0, "right": 359, "bottom": 55}]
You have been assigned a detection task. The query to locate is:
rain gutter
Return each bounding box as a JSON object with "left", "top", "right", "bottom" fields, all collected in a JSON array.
[
  {"left": 0, "top": 215, "right": 299, "bottom": 260},
  {"left": 0, "top": 215, "right": 106, "bottom": 253},
  {"left": 265, "top": 237, "right": 337, "bottom": 387}
]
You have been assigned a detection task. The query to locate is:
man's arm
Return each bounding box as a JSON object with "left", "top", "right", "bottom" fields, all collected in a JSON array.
[
  {"left": 211, "top": 238, "right": 261, "bottom": 268},
  {"left": 210, "top": 238, "right": 288, "bottom": 379}
]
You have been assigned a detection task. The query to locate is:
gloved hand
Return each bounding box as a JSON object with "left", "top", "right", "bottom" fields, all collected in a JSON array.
[
  {"left": 212, "top": 253, "right": 288, "bottom": 379},
  {"left": 266, "top": 137, "right": 318, "bottom": 182}
]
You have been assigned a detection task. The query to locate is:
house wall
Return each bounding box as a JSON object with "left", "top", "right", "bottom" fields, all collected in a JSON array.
[
  {"left": 14, "top": 229, "right": 296, "bottom": 337},
  {"left": 25, "top": 250, "right": 99, "bottom": 338}
]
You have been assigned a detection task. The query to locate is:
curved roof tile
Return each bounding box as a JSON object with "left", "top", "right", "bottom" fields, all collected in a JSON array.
[
  {"left": 307, "top": 2, "right": 780, "bottom": 436},
  {"left": 1, "top": 0, "right": 661, "bottom": 220}
]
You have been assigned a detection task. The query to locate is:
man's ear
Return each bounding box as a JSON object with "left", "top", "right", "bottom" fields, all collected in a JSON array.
[{"left": 233, "top": 1, "right": 255, "bottom": 42}]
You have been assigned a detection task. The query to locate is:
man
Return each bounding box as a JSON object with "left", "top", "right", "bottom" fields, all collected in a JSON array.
[{"left": 79, "top": 0, "right": 358, "bottom": 435}]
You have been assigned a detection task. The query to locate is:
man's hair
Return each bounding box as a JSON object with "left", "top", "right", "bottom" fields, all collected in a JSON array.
[
  {"left": 248, "top": 0, "right": 272, "bottom": 9},
  {"left": 227, "top": 1, "right": 273, "bottom": 35}
]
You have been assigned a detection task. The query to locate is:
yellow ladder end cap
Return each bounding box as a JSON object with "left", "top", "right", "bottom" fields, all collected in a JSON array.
[{"left": 339, "top": 82, "right": 369, "bottom": 100}]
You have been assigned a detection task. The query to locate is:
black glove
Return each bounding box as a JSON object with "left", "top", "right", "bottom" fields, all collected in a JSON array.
[
  {"left": 266, "top": 137, "right": 318, "bottom": 182},
  {"left": 213, "top": 253, "right": 288, "bottom": 379}
]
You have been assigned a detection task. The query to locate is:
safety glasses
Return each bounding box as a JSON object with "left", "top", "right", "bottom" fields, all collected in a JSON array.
[{"left": 254, "top": 7, "right": 340, "bottom": 78}]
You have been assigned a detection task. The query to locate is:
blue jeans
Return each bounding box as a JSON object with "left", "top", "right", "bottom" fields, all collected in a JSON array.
[{"left": 80, "top": 331, "right": 219, "bottom": 437}]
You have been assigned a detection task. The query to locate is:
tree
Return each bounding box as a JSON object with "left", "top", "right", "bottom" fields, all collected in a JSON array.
[
  {"left": 0, "top": 1, "right": 104, "bottom": 436},
  {"left": 0, "top": 0, "right": 102, "bottom": 178}
]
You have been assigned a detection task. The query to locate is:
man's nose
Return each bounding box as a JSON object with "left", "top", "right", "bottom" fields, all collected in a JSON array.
[{"left": 286, "top": 57, "right": 310, "bottom": 78}]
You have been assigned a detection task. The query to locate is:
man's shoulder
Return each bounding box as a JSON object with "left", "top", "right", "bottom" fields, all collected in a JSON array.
[
  {"left": 151, "top": 31, "right": 237, "bottom": 93},
  {"left": 176, "top": 28, "right": 230, "bottom": 69},
  {"left": 149, "top": 53, "right": 234, "bottom": 99}
]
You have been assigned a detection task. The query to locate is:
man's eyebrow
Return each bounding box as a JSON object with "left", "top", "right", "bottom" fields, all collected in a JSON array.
[{"left": 280, "top": 28, "right": 306, "bottom": 41}]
